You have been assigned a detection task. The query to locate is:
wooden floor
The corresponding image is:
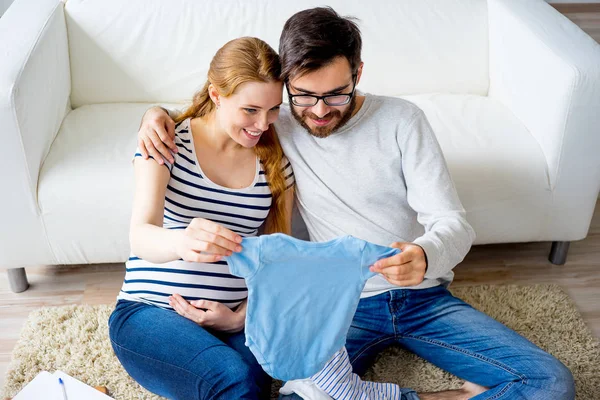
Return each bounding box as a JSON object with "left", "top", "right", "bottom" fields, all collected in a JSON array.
[
  {"left": 560, "top": 9, "right": 600, "bottom": 41},
  {"left": 1, "top": 8, "right": 600, "bottom": 394}
]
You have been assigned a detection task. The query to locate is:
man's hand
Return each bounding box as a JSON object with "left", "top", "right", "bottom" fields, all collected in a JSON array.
[
  {"left": 369, "top": 242, "right": 427, "bottom": 287},
  {"left": 138, "top": 106, "right": 177, "bottom": 164},
  {"left": 169, "top": 294, "right": 245, "bottom": 333}
]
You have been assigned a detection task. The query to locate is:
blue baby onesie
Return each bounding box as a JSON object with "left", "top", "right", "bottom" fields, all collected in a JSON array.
[{"left": 226, "top": 233, "right": 400, "bottom": 381}]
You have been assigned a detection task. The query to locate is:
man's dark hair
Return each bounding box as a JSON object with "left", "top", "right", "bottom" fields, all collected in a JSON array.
[{"left": 279, "top": 7, "right": 362, "bottom": 82}]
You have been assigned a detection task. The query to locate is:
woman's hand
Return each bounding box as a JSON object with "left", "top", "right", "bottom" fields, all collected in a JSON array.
[
  {"left": 169, "top": 294, "right": 245, "bottom": 333},
  {"left": 172, "top": 218, "right": 243, "bottom": 263},
  {"left": 138, "top": 106, "right": 177, "bottom": 164}
]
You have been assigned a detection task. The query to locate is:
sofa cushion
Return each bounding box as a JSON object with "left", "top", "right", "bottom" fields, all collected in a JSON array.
[
  {"left": 38, "top": 104, "right": 151, "bottom": 264},
  {"left": 404, "top": 93, "right": 551, "bottom": 243},
  {"left": 37, "top": 95, "right": 550, "bottom": 264},
  {"left": 65, "top": 0, "right": 489, "bottom": 108}
]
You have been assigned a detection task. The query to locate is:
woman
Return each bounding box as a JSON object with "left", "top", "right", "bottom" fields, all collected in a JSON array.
[{"left": 109, "top": 37, "right": 294, "bottom": 400}]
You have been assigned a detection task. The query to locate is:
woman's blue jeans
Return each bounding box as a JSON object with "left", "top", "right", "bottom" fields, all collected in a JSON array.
[
  {"left": 108, "top": 300, "right": 271, "bottom": 400},
  {"left": 346, "top": 286, "right": 575, "bottom": 399}
]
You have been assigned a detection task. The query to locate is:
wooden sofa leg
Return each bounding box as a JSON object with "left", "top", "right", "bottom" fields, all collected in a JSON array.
[
  {"left": 8, "top": 267, "right": 29, "bottom": 293},
  {"left": 549, "top": 241, "right": 570, "bottom": 265}
]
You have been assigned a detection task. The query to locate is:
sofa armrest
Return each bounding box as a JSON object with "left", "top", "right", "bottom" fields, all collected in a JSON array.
[
  {"left": 488, "top": 0, "right": 600, "bottom": 239},
  {"left": 0, "top": 0, "right": 71, "bottom": 265}
]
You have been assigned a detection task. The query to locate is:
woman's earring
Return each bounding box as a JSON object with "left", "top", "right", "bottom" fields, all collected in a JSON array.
[{"left": 216, "top": 102, "right": 220, "bottom": 110}]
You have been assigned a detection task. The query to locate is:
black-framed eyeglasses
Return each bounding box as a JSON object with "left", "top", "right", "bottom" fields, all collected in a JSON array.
[{"left": 287, "top": 75, "right": 357, "bottom": 107}]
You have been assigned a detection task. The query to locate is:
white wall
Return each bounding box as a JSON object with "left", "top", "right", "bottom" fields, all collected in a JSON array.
[{"left": 0, "top": 0, "right": 14, "bottom": 17}]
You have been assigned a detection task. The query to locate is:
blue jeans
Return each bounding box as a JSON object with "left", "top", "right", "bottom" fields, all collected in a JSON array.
[
  {"left": 108, "top": 300, "right": 271, "bottom": 400},
  {"left": 347, "top": 286, "right": 575, "bottom": 399}
]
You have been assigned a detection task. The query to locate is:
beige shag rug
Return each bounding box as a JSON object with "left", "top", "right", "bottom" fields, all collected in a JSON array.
[{"left": 3, "top": 284, "right": 599, "bottom": 399}]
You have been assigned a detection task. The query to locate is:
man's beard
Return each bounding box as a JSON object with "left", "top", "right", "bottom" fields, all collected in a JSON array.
[{"left": 291, "top": 96, "right": 356, "bottom": 138}]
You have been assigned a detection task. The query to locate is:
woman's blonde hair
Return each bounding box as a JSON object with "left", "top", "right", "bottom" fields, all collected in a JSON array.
[{"left": 175, "top": 37, "right": 290, "bottom": 234}]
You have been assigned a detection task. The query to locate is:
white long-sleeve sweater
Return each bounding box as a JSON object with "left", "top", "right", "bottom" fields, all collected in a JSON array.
[{"left": 275, "top": 94, "right": 476, "bottom": 297}]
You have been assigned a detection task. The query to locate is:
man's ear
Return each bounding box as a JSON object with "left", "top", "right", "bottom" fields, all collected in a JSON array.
[
  {"left": 355, "top": 62, "right": 364, "bottom": 86},
  {"left": 208, "top": 84, "right": 220, "bottom": 107}
]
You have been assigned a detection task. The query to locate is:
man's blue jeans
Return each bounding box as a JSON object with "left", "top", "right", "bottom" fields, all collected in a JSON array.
[
  {"left": 347, "top": 286, "right": 575, "bottom": 399},
  {"left": 108, "top": 300, "right": 271, "bottom": 400}
]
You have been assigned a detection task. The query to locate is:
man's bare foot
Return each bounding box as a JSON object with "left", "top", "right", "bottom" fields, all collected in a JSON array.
[
  {"left": 418, "top": 381, "right": 488, "bottom": 400},
  {"left": 461, "top": 381, "right": 487, "bottom": 397}
]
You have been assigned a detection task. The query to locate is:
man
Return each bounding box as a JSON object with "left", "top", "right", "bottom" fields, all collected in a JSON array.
[{"left": 137, "top": 7, "right": 574, "bottom": 400}]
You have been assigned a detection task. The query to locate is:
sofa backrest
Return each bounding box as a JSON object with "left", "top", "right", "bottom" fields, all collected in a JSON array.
[{"left": 65, "top": 0, "right": 489, "bottom": 108}]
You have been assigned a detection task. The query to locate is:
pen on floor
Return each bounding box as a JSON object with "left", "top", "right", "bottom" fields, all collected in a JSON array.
[{"left": 58, "top": 377, "right": 68, "bottom": 400}]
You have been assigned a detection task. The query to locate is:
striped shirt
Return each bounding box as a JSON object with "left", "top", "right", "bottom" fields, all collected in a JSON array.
[
  {"left": 118, "top": 118, "right": 294, "bottom": 309},
  {"left": 311, "top": 347, "right": 404, "bottom": 399},
  {"left": 281, "top": 348, "right": 405, "bottom": 399}
]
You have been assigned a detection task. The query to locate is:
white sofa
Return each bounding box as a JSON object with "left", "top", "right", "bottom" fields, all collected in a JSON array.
[{"left": 1, "top": 0, "right": 599, "bottom": 292}]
